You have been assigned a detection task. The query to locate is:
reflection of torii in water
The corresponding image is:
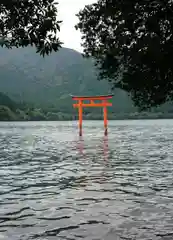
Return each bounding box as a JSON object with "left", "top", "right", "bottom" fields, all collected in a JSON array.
[
  {"left": 74, "top": 135, "right": 111, "bottom": 188},
  {"left": 77, "top": 135, "right": 109, "bottom": 161},
  {"left": 78, "top": 136, "right": 84, "bottom": 156},
  {"left": 103, "top": 135, "right": 109, "bottom": 161}
]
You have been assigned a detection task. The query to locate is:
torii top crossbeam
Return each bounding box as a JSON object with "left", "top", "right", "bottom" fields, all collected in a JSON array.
[
  {"left": 71, "top": 94, "right": 113, "bottom": 136},
  {"left": 71, "top": 94, "right": 114, "bottom": 100}
]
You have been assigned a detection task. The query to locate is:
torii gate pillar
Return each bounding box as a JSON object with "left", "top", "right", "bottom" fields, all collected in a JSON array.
[{"left": 71, "top": 94, "right": 113, "bottom": 136}]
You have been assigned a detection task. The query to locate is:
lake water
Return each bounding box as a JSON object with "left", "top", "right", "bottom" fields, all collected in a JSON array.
[{"left": 0, "top": 120, "right": 173, "bottom": 240}]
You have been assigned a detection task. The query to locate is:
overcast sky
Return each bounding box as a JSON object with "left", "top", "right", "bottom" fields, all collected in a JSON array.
[{"left": 58, "top": 0, "right": 96, "bottom": 52}]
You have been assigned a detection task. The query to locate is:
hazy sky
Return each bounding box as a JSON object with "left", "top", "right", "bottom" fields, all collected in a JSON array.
[{"left": 58, "top": 0, "right": 96, "bottom": 52}]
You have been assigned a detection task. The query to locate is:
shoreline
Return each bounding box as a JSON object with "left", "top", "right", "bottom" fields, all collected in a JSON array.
[{"left": 1, "top": 117, "right": 173, "bottom": 122}]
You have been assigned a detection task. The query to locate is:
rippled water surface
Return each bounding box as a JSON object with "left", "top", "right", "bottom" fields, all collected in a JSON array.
[{"left": 1, "top": 120, "right": 173, "bottom": 240}]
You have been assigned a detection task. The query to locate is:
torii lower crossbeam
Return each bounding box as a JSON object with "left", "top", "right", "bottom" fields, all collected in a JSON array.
[{"left": 71, "top": 94, "right": 113, "bottom": 136}]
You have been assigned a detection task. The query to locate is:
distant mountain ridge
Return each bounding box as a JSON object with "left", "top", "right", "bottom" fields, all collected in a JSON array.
[
  {"left": 0, "top": 46, "right": 137, "bottom": 114},
  {"left": 0, "top": 46, "right": 173, "bottom": 117}
]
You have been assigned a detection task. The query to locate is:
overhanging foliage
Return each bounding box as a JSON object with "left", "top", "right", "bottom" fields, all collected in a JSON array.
[
  {"left": 76, "top": 0, "right": 173, "bottom": 109},
  {"left": 0, "top": 0, "right": 62, "bottom": 56}
]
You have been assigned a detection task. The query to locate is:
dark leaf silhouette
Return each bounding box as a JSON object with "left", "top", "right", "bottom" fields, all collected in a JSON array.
[
  {"left": 0, "top": 0, "right": 62, "bottom": 56},
  {"left": 76, "top": 0, "right": 173, "bottom": 109}
]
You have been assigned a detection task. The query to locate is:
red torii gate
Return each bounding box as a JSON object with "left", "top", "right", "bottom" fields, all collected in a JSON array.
[{"left": 71, "top": 94, "right": 113, "bottom": 136}]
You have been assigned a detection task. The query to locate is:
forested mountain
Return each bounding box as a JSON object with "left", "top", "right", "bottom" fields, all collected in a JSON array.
[
  {"left": 0, "top": 46, "right": 136, "bottom": 113},
  {"left": 0, "top": 46, "right": 172, "bottom": 120},
  {"left": 0, "top": 92, "right": 17, "bottom": 110}
]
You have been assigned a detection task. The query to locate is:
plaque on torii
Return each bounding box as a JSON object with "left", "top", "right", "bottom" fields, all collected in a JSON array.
[{"left": 71, "top": 94, "right": 113, "bottom": 136}]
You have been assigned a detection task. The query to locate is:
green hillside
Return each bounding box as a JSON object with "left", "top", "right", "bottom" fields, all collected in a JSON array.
[
  {"left": 0, "top": 92, "right": 17, "bottom": 110},
  {"left": 0, "top": 47, "right": 136, "bottom": 113},
  {"left": 0, "top": 92, "right": 17, "bottom": 120},
  {"left": 0, "top": 46, "right": 173, "bottom": 120}
]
